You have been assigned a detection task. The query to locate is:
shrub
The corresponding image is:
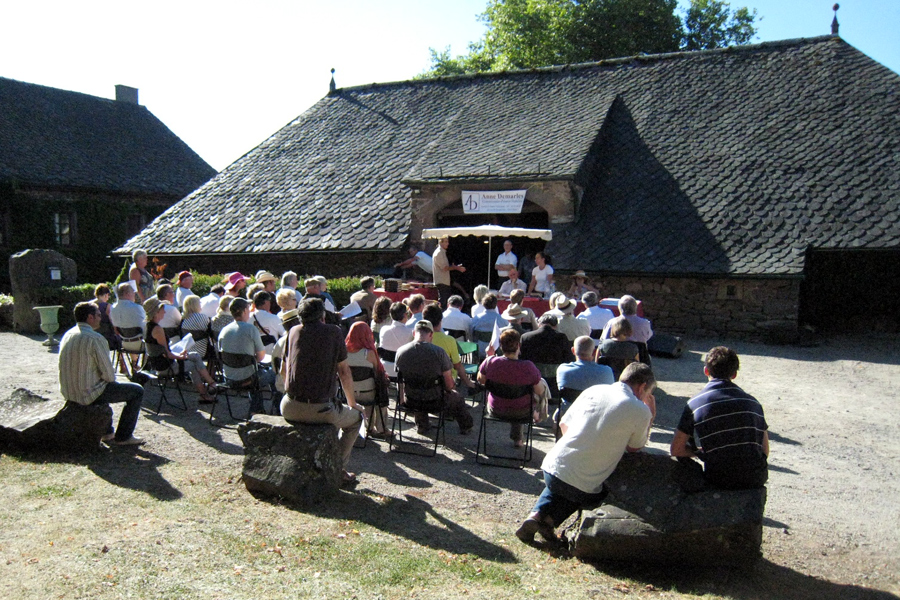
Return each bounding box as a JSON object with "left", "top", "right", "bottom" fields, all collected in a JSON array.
[{"left": 30, "top": 284, "right": 101, "bottom": 331}]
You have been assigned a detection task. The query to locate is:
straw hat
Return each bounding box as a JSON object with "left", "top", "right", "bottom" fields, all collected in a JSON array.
[
  {"left": 255, "top": 271, "right": 276, "bottom": 284},
  {"left": 143, "top": 297, "right": 163, "bottom": 320},
  {"left": 556, "top": 297, "right": 575, "bottom": 313},
  {"left": 501, "top": 304, "right": 524, "bottom": 320},
  {"left": 574, "top": 270, "right": 587, "bottom": 278}
]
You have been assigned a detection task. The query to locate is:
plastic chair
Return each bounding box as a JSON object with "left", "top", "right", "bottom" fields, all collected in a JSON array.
[
  {"left": 476, "top": 380, "right": 535, "bottom": 469},
  {"left": 390, "top": 372, "right": 446, "bottom": 457}
]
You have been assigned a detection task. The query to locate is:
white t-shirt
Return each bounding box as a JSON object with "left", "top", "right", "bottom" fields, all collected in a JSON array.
[
  {"left": 441, "top": 307, "right": 473, "bottom": 339},
  {"left": 494, "top": 251, "right": 518, "bottom": 278},
  {"left": 532, "top": 264, "right": 554, "bottom": 294},
  {"left": 542, "top": 382, "right": 652, "bottom": 494},
  {"left": 252, "top": 310, "right": 285, "bottom": 353},
  {"left": 577, "top": 306, "right": 615, "bottom": 332},
  {"left": 378, "top": 321, "right": 414, "bottom": 377}
]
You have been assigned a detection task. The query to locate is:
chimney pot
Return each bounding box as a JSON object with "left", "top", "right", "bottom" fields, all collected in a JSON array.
[{"left": 115, "top": 85, "right": 139, "bottom": 104}]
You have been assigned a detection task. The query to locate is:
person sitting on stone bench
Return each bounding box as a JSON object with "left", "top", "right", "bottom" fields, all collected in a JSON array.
[
  {"left": 670, "top": 346, "right": 769, "bottom": 490},
  {"left": 516, "top": 362, "right": 656, "bottom": 545},
  {"left": 59, "top": 302, "right": 145, "bottom": 446}
]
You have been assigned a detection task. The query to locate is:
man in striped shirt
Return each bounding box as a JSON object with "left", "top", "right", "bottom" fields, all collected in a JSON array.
[
  {"left": 59, "top": 302, "right": 145, "bottom": 445},
  {"left": 671, "top": 346, "right": 769, "bottom": 489}
]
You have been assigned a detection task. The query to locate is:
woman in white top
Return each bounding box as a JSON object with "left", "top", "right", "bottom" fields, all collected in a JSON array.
[
  {"left": 471, "top": 285, "right": 490, "bottom": 318},
  {"left": 179, "top": 295, "right": 211, "bottom": 358},
  {"left": 528, "top": 252, "right": 555, "bottom": 298}
]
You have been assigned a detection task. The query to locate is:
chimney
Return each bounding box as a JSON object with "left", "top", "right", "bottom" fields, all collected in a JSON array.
[{"left": 115, "top": 85, "right": 139, "bottom": 104}]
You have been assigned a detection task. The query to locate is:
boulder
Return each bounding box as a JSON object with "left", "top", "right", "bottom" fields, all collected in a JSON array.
[
  {"left": 571, "top": 453, "right": 766, "bottom": 565},
  {"left": 0, "top": 388, "right": 112, "bottom": 451},
  {"left": 9, "top": 249, "right": 77, "bottom": 333},
  {"left": 238, "top": 415, "right": 342, "bottom": 504}
]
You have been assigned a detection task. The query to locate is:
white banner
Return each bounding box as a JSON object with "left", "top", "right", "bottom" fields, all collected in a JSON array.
[{"left": 461, "top": 190, "right": 526, "bottom": 214}]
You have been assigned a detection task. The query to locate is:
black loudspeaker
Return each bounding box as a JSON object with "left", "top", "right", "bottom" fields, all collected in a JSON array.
[{"left": 647, "top": 334, "right": 684, "bottom": 359}]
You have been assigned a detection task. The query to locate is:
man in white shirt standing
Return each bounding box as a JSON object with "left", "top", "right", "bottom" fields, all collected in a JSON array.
[
  {"left": 516, "top": 363, "right": 656, "bottom": 545},
  {"left": 494, "top": 240, "right": 517, "bottom": 287}
]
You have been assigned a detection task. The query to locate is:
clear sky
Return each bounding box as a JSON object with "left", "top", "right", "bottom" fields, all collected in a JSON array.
[{"left": 1, "top": 0, "right": 896, "bottom": 171}]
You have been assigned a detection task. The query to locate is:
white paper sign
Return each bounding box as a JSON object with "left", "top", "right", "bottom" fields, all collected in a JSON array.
[{"left": 461, "top": 190, "right": 526, "bottom": 214}]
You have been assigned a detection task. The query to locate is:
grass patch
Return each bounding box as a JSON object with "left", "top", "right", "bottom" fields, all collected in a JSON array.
[{"left": 25, "top": 484, "right": 75, "bottom": 499}]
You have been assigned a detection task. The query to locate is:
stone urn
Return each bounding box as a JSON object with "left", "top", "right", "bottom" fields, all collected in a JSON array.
[{"left": 33, "top": 305, "right": 64, "bottom": 346}]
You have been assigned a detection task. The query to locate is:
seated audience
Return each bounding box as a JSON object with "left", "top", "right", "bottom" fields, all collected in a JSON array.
[
  {"left": 441, "top": 295, "right": 472, "bottom": 340},
  {"left": 156, "top": 284, "right": 182, "bottom": 337},
  {"left": 279, "top": 271, "right": 304, "bottom": 305},
  {"left": 218, "top": 297, "right": 277, "bottom": 416},
  {"left": 345, "top": 321, "right": 391, "bottom": 439},
  {"left": 143, "top": 297, "right": 218, "bottom": 403},
  {"left": 471, "top": 293, "right": 508, "bottom": 357},
  {"left": 597, "top": 317, "right": 639, "bottom": 380},
  {"left": 303, "top": 277, "right": 341, "bottom": 325},
  {"left": 91, "top": 283, "right": 118, "bottom": 352},
  {"left": 602, "top": 295, "right": 653, "bottom": 343},
  {"left": 275, "top": 287, "right": 299, "bottom": 319},
  {"left": 250, "top": 291, "right": 285, "bottom": 354},
  {"left": 577, "top": 291, "right": 614, "bottom": 337},
  {"left": 405, "top": 294, "right": 427, "bottom": 326},
  {"left": 271, "top": 309, "right": 301, "bottom": 401},
  {"left": 470, "top": 285, "right": 490, "bottom": 318},
  {"left": 200, "top": 284, "right": 225, "bottom": 319},
  {"left": 500, "top": 304, "right": 527, "bottom": 335},
  {"left": 224, "top": 272, "right": 247, "bottom": 298},
  {"left": 179, "top": 294, "right": 212, "bottom": 359},
  {"left": 508, "top": 289, "right": 536, "bottom": 329},
  {"left": 423, "top": 304, "right": 475, "bottom": 390},
  {"left": 670, "top": 347, "right": 769, "bottom": 489},
  {"left": 255, "top": 271, "right": 278, "bottom": 295},
  {"left": 519, "top": 314, "right": 571, "bottom": 366},
  {"left": 378, "top": 302, "right": 414, "bottom": 377},
  {"left": 395, "top": 320, "right": 474, "bottom": 436},
  {"left": 478, "top": 329, "right": 545, "bottom": 448},
  {"left": 175, "top": 271, "right": 194, "bottom": 309},
  {"left": 555, "top": 297, "right": 590, "bottom": 342},
  {"left": 556, "top": 336, "right": 614, "bottom": 419},
  {"left": 210, "top": 296, "right": 235, "bottom": 340},
  {"left": 371, "top": 296, "right": 393, "bottom": 338}
]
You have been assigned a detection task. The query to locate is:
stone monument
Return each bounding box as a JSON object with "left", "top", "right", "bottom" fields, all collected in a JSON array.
[{"left": 9, "top": 249, "right": 77, "bottom": 333}]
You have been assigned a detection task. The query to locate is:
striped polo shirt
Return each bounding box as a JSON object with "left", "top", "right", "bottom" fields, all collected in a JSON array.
[
  {"left": 678, "top": 378, "right": 768, "bottom": 471},
  {"left": 58, "top": 323, "right": 116, "bottom": 405}
]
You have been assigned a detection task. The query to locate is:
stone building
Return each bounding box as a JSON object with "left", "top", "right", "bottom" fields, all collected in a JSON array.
[
  {"left": 0, "top": 77, "right": 216, "bottom": 287},
  {"left": 118, "top": 36, "right": 900, "bottom": 337}
]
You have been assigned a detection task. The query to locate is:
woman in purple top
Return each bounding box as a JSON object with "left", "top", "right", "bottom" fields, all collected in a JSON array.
[{"left": 478, "top": 329, "right": 544, "bottom": 447}]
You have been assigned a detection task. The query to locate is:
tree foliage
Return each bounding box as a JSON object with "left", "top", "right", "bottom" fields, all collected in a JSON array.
[{"left": 423, "top": 0, "right": 758, "bottom": 77}]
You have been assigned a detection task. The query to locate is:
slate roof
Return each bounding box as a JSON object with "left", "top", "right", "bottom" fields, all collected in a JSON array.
[
  {"left": 120, "top": 36, "right": 900, "bottom": 276},
  {"left": 0, "top": 77, "right": 216, "bottom": 197}
]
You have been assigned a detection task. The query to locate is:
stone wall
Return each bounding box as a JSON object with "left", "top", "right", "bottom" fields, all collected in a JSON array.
[{"left": 556, "top": 272, "right": 802, "bottom": 340}]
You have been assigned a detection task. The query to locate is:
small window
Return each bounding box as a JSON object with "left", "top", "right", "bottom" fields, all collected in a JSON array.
[
  {"left": 54, "top": 212, "right": 77, "bottom": 246},
  {"left": 717, "top": 281, "right": 743, "bottom": 300},
  {"left": 126, "top": 214, "right": 146, "bottom": 238}
]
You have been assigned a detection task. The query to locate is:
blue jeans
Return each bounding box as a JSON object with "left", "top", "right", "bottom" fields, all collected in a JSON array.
[
  {"left": 532, "top": 471, "right": 609, "bottom": 527},
  {"left": 94, "top": 381, "right": 144, "bottom": 441}
]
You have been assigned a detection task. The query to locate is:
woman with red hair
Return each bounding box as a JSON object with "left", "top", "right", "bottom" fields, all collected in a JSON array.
[{"left": 345, "top": 322, "right": 391, "bottom": 439}]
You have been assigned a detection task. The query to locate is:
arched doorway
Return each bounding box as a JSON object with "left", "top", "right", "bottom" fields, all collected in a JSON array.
[{"left": 436, "top": 199, "right": 550, "bottom": 291}]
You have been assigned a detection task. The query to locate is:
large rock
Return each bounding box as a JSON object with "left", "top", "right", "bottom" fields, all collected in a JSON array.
[
  {"left": 238, "top": 415, "right": 342, "bottom": 504},
  {"left": 0, "top": 388, "right": 112, "bottom": 451},
  {"left": 572, "top": 453, "right": 766, "bottom": 565},
  {"left": 9, "top": 249, "right": 77, "bottom": 333}
]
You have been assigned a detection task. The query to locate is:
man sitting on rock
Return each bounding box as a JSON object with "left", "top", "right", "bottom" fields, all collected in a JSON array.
[
  {"left": 281, "top": 298, "right": 362, "bottom": 485},
  {"left": 516, "top": 363, "right": 656, "bottom": 545},
  {"left": 59, "top": 302, "right": 145, "bottom": 446},
  {"left": 670, "top": 346, "right": 769, "bottom": 490}
]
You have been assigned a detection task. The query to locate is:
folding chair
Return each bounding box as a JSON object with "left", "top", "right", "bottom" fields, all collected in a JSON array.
[
  {"left": 113, "top": 326, "right": 145, "bottom": 378},
  {"left": 389, "top": 372, "right": 446, "bottom": 457},
  {"left": 349, "top": 364, "right": 381, "bottom": 448},
  {"left": 211, "top": 352, "right": 265, "bottom": 424},
  {"left": 142, "top": 351, "right": 188, "bottom": 415},
  {"left": 555, "top": 387, "right": 583, "bottom": 440},
  {"left": 533, "top": 362, "right": 562, "bottom": 403},
  {"left": 444, "top": 328, "right": 467, "bottom": 341},
  {"left": 597, "top": 355, "right": 633, "bottom": 382},
  {"left": 476, "top": 381, "right": 535, "bottom": 469}
]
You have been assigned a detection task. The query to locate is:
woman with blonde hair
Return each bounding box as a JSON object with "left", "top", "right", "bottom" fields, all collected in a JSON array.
[
  {"left": 179, "top": 294, "right": 211, "bottom": 359},
  {"left": 471, "top": 284, "right": 490, "bottom": 319}
]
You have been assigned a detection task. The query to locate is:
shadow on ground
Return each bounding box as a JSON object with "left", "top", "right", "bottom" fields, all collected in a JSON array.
[{"left": 582, "top": 558, "right": 898, "bottom": 600}]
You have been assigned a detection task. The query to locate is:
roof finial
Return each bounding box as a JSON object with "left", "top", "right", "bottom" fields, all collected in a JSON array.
[
  {"left": 329, "top": 68, "right": 336, "bottom": 94},
  {"left": 831, "top": 3, "right": 840, "bottom": 35}
]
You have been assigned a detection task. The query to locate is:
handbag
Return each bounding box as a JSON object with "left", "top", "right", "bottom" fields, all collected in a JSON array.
[{"left": 253, "top": 315, "right": 277, "bottom": 346}]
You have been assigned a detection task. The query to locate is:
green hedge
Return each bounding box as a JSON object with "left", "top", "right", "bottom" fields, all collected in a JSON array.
[{"left": 31, "top": 283, "right": 101, "bottom": 331}]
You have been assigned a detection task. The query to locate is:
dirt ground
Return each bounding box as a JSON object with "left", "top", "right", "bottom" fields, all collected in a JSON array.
[{"left": 0, "top": 330, "right": 898, "bottom": 598}]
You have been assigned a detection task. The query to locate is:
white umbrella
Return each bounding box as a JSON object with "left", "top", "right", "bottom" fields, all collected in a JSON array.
[{"left": 421, "top": 225, "right": 553, "bottom": 288}]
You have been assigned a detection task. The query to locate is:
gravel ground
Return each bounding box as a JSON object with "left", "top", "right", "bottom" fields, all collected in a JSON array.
[{"left": 1, "top": 330, "right": 897, "bottom": 597}]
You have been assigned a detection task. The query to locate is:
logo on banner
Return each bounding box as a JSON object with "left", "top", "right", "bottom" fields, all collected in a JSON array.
[{"left": 461, "top": 190, "right": 526, "bottom": 214}]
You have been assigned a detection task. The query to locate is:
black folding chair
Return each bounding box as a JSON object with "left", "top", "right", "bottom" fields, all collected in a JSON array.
[
  {"left": 476, "top": 381, "right": 535, "bottom": 469},
  {"left": 349, "top": 364, "right": 381, "bottom": 448},
  {"left": 211, "top": 352, "right": 263, "bottom": 424},
  {"left": 114, "top": 326, "right": 145, "bottom": 378},
  {"left": 555, "top": 387, "right": 583, "bottom": 440},
  {"left": 390, "top": 372, "right": 446, "bottom": 457}
]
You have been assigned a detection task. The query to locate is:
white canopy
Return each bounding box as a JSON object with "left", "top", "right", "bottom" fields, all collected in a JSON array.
[
  {"left": 421, "top": 225, "right": 552, "bottom": 288},
  {"left": 421, "top": 225, "right": 552, "bottom": 241}
]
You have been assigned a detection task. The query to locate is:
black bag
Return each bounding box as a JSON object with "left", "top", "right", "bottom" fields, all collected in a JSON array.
[
  {"left": 374, "top": 373, "right": 391, "bottom": 407},
  {"left": 253, "top": 315, "right": 278, "bottom": 346}
]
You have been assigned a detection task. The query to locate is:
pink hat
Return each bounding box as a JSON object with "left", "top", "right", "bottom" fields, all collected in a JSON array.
[{"left": 225, "top": 272, "right": 246, "bottom": 290}]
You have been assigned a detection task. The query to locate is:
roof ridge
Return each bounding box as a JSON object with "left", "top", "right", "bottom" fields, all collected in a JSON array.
[
  {"left": 331, "top": 35, "right": 842, "bottom": 94},
  {"left": 0, "top": 75, "right": 127, "bottom": 107}
]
